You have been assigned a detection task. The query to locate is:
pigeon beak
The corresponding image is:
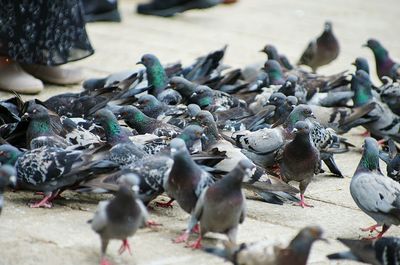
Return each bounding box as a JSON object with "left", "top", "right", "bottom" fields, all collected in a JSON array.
[
  {"left": 259, "top": 49, "right": 265, "bottom": 53},
  {"left": 310, "top": 112, "right": 316, "bottom": 119},
  {"left": 351, "top": 62, "right": 356, "bottom": 66},
  {"left": 292, "top": 128, "right": 298, "bottom": 133},
  {"left": 21, "top": 112, "right": 30, "bottom": 120},
  {"left": 136, "top": 61, "right": 143, "bottom": 65},
  {"left": 131, "top": 185, "right": 139, "bottom": 193},
  {"left": 8, "top": 175, "right": 17, "bottom": 188},
  {"left": 362, "top": 43, "right": 368, "bottom": 48},
  {"left": 170, "top": 147, "right": 177, "bottom": 154}
]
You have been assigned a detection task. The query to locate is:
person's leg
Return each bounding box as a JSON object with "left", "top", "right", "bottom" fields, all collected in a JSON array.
[
  {"left": 82, "top": 0, "right": 121, "bottom": 23},
  {"left": 0, "top": 0, "right": 94, "bottom": 93},
  {"left": 137, "top": 0, "right": 222, "bottom": 17}
]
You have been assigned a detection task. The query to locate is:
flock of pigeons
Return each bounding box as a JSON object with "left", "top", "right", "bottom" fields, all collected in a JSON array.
[{"left": 0, "top": 21, "right": 400, "bottom": 265}]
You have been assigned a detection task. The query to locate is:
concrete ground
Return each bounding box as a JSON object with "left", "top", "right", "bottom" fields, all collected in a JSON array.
[{"left": 1, "top": 0, "right": 400, "bottom": 264}]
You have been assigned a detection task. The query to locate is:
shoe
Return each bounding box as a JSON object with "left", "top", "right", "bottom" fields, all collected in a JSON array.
[
  {"left": 22, "top": 64, "right": 85, "bottom": 85},
  {"left": 0, "top": 58, "right": 43, "bottom": 94},
  {"left": 137, "top": 0, "right": 222, "bottom": 17},
  {"left": 82, "top": 0, "right": 121, "bottom": 22}
]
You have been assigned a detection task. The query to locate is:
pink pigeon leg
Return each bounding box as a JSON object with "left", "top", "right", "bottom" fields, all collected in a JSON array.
[{"left": 118, "top": 239, "right": 132, "bottom": 255}]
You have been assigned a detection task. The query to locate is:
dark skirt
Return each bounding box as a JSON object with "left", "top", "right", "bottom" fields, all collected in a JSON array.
[{"left": 0, "top": 0, "right": 94, "bottom": 66}]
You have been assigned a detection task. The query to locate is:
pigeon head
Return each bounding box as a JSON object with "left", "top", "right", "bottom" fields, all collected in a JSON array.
[
  {"left": 117, "top": 173, "right": 140, "bottom": 195},
  {"left": 191, "top": 86, "right": 214, "bottom": 108},
  {"left": 323, "top": 21, "right": 333, "bottom": 32},
  {"left": 351, "top": 70, "right": 373, "bottom": 107},
  {"left": 169, "top": 76, "right": 196, "bottom": 97},
  {"left": 157, "top": 89, "right": 182, "bottom": 105},
  {"left": 170, "top": 138, "right": 188, "bottom": 156},
  {"left": 285, "top": 226, "right": 326, "bottom": 265},
  {"left": 137, "top": 94, "right": 159, "bottom": 109},
  {"left": 352, "top": 57, "right": 370, "bottom": 74},
  {"left": 364, "top": 39, "right": 388, "bottom": 62},
  {"left": 138, "top": 54, "right": 167, "bottom": 95},
  {"left": 286, "top": 105, "right": 315, "bottom": 129},
  {"left": 279, "top": 75, "right": 298, "bottom": 96},
  {"left": 118, "top": 106, "right": 149, "bottom": 124},
  {"left": 358, "top": 137, "right": 381, "bottom": 172},
  {"left": 24, "top": 104, "right": 52, "bottom": 136},
  {"left": 187, "top": 104, "right": 201, "bottom": 118},
  {"left": 179, "top": 125, "right": 205, "bottom": 143},
  {"left": 292, "top": 121, "right": 310, "bottom": 135},
  {"left": 267, "top": 92, "right": 287, "bottom": 107},
  {"left": 25, "top": 104, "right": 49, "bottom": 119},
  {"left": 236, "top": 159, "right": 255, "bottom": 180},
  {"left": 260, "top": 44, "right": 279, "bottom": 60},
  {"left": 0, "top": 145, "right": 23, "bottom": 166},
  {"left": 287, "top": 96, "right": 298, "bottom": 106},
  {"left": 94, "top": 109, "right": 129, "bottom": 145},
  {"left": 0, "top": 165, "right": 17, "bottom": 190},
  {"left": 263, "top": 60, "right": 284, "bottom": 85}
]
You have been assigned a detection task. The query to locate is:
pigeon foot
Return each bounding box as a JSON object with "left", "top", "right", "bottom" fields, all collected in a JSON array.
[
  {"left": 173, "top": 231, "right": 189, "bottom": 243},
  {"left": 118, "top": 239, "right": 132, "bottom": 255}
]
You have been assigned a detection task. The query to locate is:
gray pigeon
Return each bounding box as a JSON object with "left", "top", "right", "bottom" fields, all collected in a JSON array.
[
  {"left": 0, "top": 165, "right": 17, "bottom": 215},
  {"left": 89, "top": 174, "right": 149, "bottom": 265},
  {"left": 178, "top": 159, "right": 251, "bottom": 248},
  {"left": 165, "top": 138, "right": 215, "bottom": 242},
  {"left": 279, "top": 121, "right": 320, "bottom": 208},
  {"left": 204, "top": 226, "right": 325, "bottom": 265},
  {"left": 297, "top": 21, "right": 340, "bottom": 72},
  {"left": 328, "top": 237, "right": 400, "bottom": 265},
  {"left": 350, "top": 137, "right": 400, "bottom": 239}
]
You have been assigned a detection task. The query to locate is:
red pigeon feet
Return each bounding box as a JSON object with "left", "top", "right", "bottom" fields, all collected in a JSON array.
[
  {"left": 147, "top": 220, "right": 162, "bottom": 227},
  {"left": 192, "top": 224, "right": 200, "bottom": 234},
  {"left": 173, "top": 231, "right": 189, "bottom": 244},
  {"left": 360, "top": 224, "right": 381, "bottom": 233},
  {"left": 100, "top": 257, "right": 112, "bottom": 265},
  {"left": 293, "top": 194, "right": 313, "bottom": 208},
  {"left": 118, "top": 239, "right": 132, "bottom": 255},
  {"left": 28, "top": 195, "right": 53, "bottom": 208},
  {"left": 359, "top": 130, "right": 370, "bottom": 137},
  {"left": 155, "top": 198, "right": 174, "bottom": 208},
  {"left": 186, "top": 236, "right": 202, "bottom": 249}
]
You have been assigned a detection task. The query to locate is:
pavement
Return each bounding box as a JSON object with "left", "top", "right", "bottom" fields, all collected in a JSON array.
[{"left": 0, "top": 0, "right": 400, "bottom": 264}]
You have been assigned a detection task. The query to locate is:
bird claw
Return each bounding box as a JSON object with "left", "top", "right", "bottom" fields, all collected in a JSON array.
[
  {"left": 293, "top": 201, "right": 314, "bottom": 208},
  {"left": 118, "top": 239, "right": 132, "bottom": 255},
  {"left": 359, "top": 130, "right": 370, "bottom": 137},
  {"left": 100, "top": 257, "right": 113, "bottom": 265},
  {"left": 360, "top": 224, "right": 381, "bottom": 233},
  {"left": 186, "top": 237, "right": 202, "bottom": 249},
  {"left": 191, "top": 224, "right": 200, "bottom": 234},
  {"left": 173, "top": 232, "right": 189, "bottom": 244},
  {"left": 28, "top": 199, "right": 53, "bottom": 208},
  {"left": 147, "top": 220, "right": 162, "bottom": 227}
]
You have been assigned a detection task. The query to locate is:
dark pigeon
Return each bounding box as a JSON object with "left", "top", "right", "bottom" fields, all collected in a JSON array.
[
  {"left": 297, "top": 21, "right": 340, "bottom": 72},
  {"left": 89, "top": 174, "right": 149, "bottom": 265}
]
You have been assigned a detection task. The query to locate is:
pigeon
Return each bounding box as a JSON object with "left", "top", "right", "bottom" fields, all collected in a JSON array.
[
  {"left": 89, "top": 173, "right": 149, "bottom": 265},
  {"left": 118, "top": 106, "right": 182, "bottom": 138},
  {"left": 93, "top": 109, "right": 147, "bottom": 166},
  {"left": 137, "top": 54, "right": 169, "bottom": 97},
  {"left": 165, "top": 138, "right": 214, "bottom": 242},
  {"left": 14, "top": 145, "right": 116, "bottom": 208},
  {"left": 380, "top": 79, "right": 400, "bottom": 116},
  {"left": 350, "top": 70, "right": 400, "bottom": 142},
  {"left": 350, "top": 137, "right": 400, "bottom": 239},
  {"left": 0, "top": 144, "right": 24, "bottom": 166},
  {"left": 136, "top": 94, "right": 185, "bottom": 120},
  {"left": 380, "top": 139, "right": 400, "bottom": 182},
  {"left": 352, "top": 57, "right": 370, "bottom": 75},
  {"left": 24, "top": 104, "right": 70, "bottom": 149},
  {"left": 260, "top": 44, "right": 293, "bottom": 70},
  {"left": 364, "top": 39, "right": 400, "bottom": 82},
  {"left": 204, "top": 226, "right": 326, "bottom": 265},
  {"left": 297, "top": 21, "right": 340, "bottom": 72},
  {"left": 278, "top": 121, "right": 320, "bottom": 208},
  {"left": 328, "top": 237, "right": 400, "bottom": 265},
  {"left": 263, "top": 60, "right": 285, "bottom": 85},
  {"left": 0, "top": 165, "right": 17, "bottom": 215},
  {"left": 178, "top": 159, "right": 251, "bottom": 248}
]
